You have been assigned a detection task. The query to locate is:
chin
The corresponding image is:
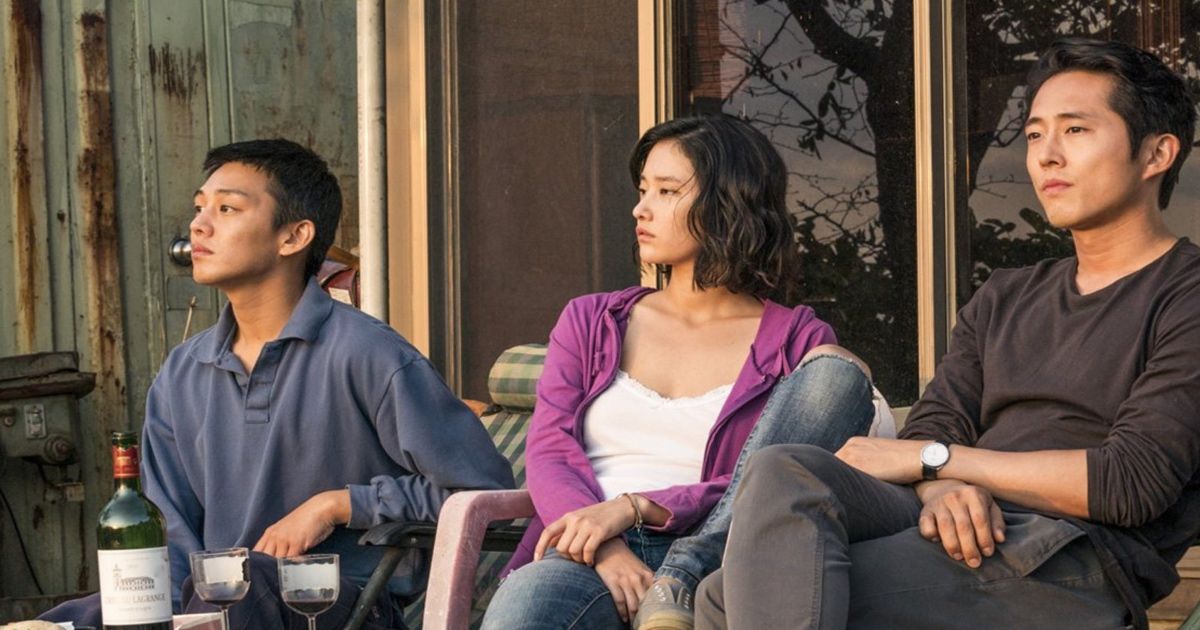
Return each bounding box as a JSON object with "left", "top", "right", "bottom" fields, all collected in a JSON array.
[
  {"left": 190, "top": 268, "right": 226, "bottom": 288},
  {"left": 1040, "top": 206, "right": 1077, "bottom": 230}
]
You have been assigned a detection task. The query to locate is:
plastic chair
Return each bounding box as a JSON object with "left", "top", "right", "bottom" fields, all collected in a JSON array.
[{"left": 343, "top": 344, "right": 545, "bottom": 630}]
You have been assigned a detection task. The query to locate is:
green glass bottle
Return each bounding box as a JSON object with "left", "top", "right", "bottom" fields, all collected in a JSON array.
[{"left": 97, "top": 431, "right": 172, "bottom": 630}]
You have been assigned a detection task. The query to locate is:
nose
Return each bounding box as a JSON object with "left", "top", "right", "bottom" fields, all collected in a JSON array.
[
  {"left": 632, "top": 195, "right": 650, "bottom": 221},
  {"left": 190, "top": 205, "right": 210, "bottom": 235},
  {"left": 1035, "top": 132, "right": 1064, "bottom": 169}
]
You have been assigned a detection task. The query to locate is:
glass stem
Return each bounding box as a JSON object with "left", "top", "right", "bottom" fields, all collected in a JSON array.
[
  {"left": 221, "top": 607, "right": 231, "bottom": 630},
  {"left": 307, "top": 615, "right": 317, "bottom": 630}
]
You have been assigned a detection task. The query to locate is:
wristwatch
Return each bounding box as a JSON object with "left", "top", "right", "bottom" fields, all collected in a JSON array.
[{"left": 920, "top": 441, "right": 951, "bottom": 480}]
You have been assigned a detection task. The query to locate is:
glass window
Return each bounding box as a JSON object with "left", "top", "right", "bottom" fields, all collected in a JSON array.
[
  {"left": 432, "top": 0, "right": 641, "bottom": 399},
  {"left": 679, "top": 0, "right": 919, "bottom": 404}
]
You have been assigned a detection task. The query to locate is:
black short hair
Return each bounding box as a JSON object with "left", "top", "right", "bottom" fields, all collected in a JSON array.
[
  {"left": 1026, "top": 38, "right": 1196, "bottom": 209},
  {"left": 202, "top": 139, "right": 342, "bottom": 277},
  {"left": 629, "top": 115, "right": 799, "bottom": 303}
]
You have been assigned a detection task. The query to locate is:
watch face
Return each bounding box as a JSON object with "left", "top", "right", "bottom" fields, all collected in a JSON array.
[{"left": 921, "top": 442, "right": 950, "bottom": 468}]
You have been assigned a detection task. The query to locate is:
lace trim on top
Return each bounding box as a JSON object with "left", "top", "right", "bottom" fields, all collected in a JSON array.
[{"left": 614, "top": 370, "right": 734, "bottom": 407}]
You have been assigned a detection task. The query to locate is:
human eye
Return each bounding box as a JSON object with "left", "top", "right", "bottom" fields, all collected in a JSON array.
[
  {"left": 1066, "top": 126, "right": 1085, "bottom": 134},
  {"left": 660, "top": 188, "right": 678, "bottom": 196},
  {"left": 1025, "top": 131, "right": 1041, "bottom": 141},
  {"left": 636, "top": 188, "right": 646, "bottom": 198},
  {"left": 218, "top": 204, "right": 237, "bottom": 214}
]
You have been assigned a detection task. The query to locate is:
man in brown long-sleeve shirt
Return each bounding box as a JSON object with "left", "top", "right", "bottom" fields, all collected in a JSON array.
[{"left": 692, "top": 39, "right": 1200, "bottom": 630}]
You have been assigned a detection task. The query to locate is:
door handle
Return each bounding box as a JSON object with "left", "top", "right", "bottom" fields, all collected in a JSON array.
[{"left": 169, "top": 237, "right": 193, "bottom": 266}]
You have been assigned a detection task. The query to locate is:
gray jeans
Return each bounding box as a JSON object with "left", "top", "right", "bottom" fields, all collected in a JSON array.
[{"left": 696, "top": 444, "right": 1130, "bottom": 629}]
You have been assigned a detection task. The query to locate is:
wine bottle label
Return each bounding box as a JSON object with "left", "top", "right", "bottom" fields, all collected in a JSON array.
[
  {"left": 112, "top": 445, "right": 140, "bottom": 478},
  {"left": 98, "top": 547, "right": 172, "bottom": 624}
]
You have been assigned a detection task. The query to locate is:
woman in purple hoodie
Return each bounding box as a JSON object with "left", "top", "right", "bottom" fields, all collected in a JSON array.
[{"left": 483, "top": 115, "right": 892, "bottom": 630}]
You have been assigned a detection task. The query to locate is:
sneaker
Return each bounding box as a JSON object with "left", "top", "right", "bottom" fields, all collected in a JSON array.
[{"left": 633, "top": 576, "right": 694, "bottom": 630}]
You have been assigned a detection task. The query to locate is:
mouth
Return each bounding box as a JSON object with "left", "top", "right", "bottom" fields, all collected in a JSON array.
[
  {"left": 635, "top": 228, "right": 653, "bottom": 241},
  {"left": 1041, "top": 179, "right": 1072, "bottom": 194},
  {"left": 191, "top": 244, "right": 213, "bottom": 257}
]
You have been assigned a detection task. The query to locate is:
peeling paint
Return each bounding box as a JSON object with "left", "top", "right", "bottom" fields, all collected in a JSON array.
[
  {"left": 76, "top": 11, "right": 126, "bottom": 418},
  {"left": 148, "top": 42, "right": 206, "bottom": 100},
  {"left": 11, "top": 0, "right": 43, "bottom": 352}
]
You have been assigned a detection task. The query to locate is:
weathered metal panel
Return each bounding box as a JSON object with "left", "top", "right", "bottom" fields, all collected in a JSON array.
[
  {"left": 2, "top": 0, "right": 53, "bottom": 357},
  {"left": 107, "top": 0, "right": 168, "bottom": 431},
  {"left": 223, "top": 0, "right": 359, "bottom": 247},
  {"left": 0, "top": 0, "right": 84, "bottom": 604},
  {"left": 62, "top": 0, "right": 130, "bottom": 599},
  {"left": 145, "top": 0, "right": 221, "bottom": 357}
]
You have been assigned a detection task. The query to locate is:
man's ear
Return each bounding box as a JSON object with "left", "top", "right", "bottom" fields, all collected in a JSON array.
[
  {"left": 279, "top": 220, "right": 316, "bottom": 258},
  {"left": 1143, "top": 132, "right": 1181, "bottom": 181}
]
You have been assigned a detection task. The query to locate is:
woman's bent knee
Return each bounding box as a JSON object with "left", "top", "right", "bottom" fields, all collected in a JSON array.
[
  {"left": 743, "top": 444, "right": 845, "bottom": 494},
  {"left": 748, "top": 443, "right": 833, "bottom": 473},
  {"left": 483, "top": 556, "right": 616, "bottom": 629}
]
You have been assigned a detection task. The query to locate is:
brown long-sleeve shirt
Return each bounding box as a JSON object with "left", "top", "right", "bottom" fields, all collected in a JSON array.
[{"left": 900, "top": 238, "right": 1200, "bottom": 621}]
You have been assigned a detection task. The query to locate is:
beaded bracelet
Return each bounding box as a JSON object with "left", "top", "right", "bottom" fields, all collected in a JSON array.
[{"left": 620, "top": 492, "right": 644, "bottom": 530}]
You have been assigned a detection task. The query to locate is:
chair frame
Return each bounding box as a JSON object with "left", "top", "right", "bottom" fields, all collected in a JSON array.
[{"left": 342, "top": 490, "right": 532, "bottom": 630}]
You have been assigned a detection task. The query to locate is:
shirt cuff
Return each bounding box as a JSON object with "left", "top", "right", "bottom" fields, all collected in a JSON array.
[{"left": 346, "top": 483, "right": 376, "bottom": 529}]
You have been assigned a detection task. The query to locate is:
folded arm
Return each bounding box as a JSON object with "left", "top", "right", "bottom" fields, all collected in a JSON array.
[{"left": 837, "top": 438, "right": 1089, "bottom": 517}]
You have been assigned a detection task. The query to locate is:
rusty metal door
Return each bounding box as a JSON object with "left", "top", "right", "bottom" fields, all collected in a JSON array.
[{"left": 0, "top": 0, "right": 357, "bottom": 616}]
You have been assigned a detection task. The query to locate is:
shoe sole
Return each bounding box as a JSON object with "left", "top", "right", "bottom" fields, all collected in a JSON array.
[{"left": 635, "top": 613, "right": 694, "bottom": 630}]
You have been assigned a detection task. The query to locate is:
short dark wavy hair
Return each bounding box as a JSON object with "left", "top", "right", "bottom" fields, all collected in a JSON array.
[
  {"left": 1026, "top": 38, "right": 1196, "bottom": 209},
  {"left": 203, "top": 138, "right": 342, "bottom": 278},
  {"left": 630, "top": 115, "right": 799, "bottom": 303}
]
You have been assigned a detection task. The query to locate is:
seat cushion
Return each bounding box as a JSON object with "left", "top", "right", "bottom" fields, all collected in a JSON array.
[{"left": 486, "top": 344, "right": 546, "bottom": 412}]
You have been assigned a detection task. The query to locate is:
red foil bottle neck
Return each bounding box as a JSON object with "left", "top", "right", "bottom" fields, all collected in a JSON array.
[{"left": 112, "top": 445, "right": 140, "bottom": 479}]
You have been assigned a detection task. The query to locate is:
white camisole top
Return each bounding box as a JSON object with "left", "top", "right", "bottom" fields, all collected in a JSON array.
[{"left": 583, "top": 370, "right": 733, "bottom": 501}]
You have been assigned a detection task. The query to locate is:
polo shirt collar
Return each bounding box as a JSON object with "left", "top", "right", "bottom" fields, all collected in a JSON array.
[
  {"left": 189, "top": 277, "right": 334, "bottom": 364},
  {"left": 277, "top": 277, "right": 335, "bottom": 343}
]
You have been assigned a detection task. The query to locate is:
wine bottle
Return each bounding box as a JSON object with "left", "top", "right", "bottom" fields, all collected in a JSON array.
[{"left": 97, "top": 431, "right": 172, "bottom": 630}]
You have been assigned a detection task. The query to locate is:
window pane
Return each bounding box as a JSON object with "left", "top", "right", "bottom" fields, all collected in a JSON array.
[
  {"left": 449, "top": 0, "right": 640, "bottom": 400},
  {"left": 681, "top": 0, "right": 918, "bottom": 404},
  {"left": 960, "top": 2, "right": 1200, "bottom": 307}
]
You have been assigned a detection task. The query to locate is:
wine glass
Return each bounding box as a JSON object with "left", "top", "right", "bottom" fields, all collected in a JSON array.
[
  {"left": 189, "top": 547, "right": 251, "bottom": 630},
  {"left": 277, "top": 554, "right": 340, "bottom": 630}
]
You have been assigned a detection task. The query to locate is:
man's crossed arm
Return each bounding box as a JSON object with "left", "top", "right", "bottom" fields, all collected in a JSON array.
[{"left": 835, "top": 438, "right": 1088, "bottom": 568}]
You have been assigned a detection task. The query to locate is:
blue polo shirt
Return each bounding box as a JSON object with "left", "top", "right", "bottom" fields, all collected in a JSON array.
[{"left": 140, "top": 278, "right": 514, "bottom": 606}]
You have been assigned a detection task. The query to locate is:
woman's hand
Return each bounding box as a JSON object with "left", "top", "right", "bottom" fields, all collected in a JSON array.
[
  {"left": 593, "top": 538, "right": 654, "bottom": 623},
  {"left": 534, "top": 497, "right": 638, "bottom": 565}
]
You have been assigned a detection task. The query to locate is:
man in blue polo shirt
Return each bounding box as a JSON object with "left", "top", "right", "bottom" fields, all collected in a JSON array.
[{"left": 43, "top": 139, "right": 514, "bottom": 629}]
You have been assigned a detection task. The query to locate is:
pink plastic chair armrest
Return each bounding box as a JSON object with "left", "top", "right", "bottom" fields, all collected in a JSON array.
[{"left": 422, "top": 489, "right": 534, "bottom": 630}]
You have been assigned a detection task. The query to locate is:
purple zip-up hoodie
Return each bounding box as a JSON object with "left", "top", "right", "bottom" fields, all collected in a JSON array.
[{"left": 508, "top": 286, "right": 837, "bottom": 570}]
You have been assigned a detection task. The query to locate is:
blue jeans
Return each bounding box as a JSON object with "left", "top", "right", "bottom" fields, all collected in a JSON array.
[
  {"left": 483, "top": 531, "right": 679, "bottom": 630},
  {"left": 483, "top": 355, "right": 875, "bottom": 629}
]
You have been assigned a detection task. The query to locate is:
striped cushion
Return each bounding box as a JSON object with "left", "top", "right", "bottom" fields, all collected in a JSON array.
[
  {"left": 481, "top": 410, "right": 531, "bottom": 489},
  {"left": 487, "top": 344, "right": 546, "bottom": 411}
]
